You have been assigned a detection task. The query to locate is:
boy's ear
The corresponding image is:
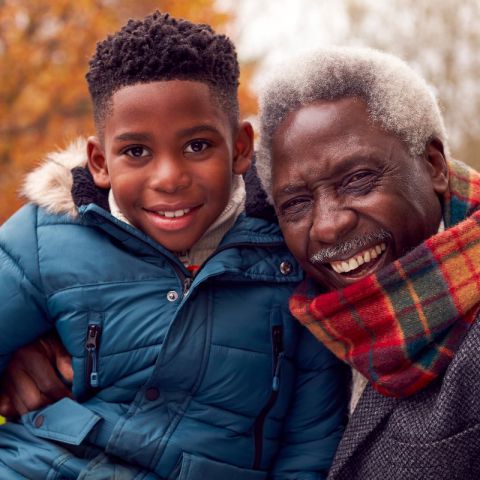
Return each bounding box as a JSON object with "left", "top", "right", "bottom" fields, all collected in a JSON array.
[
  {"left": 232, "top": 121, "right": 254, "bottom": 175},
  {"left": 87, "top": 136, "right": 110, "bottom": 189}
]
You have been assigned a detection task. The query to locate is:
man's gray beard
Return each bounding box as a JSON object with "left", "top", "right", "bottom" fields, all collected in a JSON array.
[{"left": 309, "top": 229, "right": 392, "bottom": 264}]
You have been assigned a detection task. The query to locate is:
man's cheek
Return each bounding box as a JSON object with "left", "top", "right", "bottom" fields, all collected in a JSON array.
[{"left": 283, "top": 231, "right": 306, "bottom": 260}]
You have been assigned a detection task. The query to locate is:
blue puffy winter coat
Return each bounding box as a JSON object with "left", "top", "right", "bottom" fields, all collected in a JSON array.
[{"left": 0, "top": 146, "right": 347, "bottom": 480}]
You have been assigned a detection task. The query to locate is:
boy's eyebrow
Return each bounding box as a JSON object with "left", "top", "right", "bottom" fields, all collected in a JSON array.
[
  {"left": 177, "top": 125, "right": 222, "bottom": 138},
  {"left": 113, "top": 126, "right": 222, "bottom": 143},
  {"left": 114, "top": 132, "right": 153, "bottom": 142}
]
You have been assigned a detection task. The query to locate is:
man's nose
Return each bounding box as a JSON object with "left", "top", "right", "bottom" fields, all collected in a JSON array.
[
  {"left": 148, "top": 156, "right": 191, "bottom": 193},
  {"left": 309, "top": 199, "right": 357, "bottom": 245}
]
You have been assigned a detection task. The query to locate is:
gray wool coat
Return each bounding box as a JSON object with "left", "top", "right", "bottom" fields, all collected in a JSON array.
[{"left": 328, "top": 317, "right": 480, "bottom": 480}]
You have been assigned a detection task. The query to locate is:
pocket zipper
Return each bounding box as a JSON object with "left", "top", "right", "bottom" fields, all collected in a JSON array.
[
  {"left": 252, "top": 325, "right": 284, "bottom": 470},
  {"left": 85, "top": 324, "right": 102, "bottom": 388}
]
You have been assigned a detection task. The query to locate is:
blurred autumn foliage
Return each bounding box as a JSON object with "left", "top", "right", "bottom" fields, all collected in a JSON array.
[{"left": 0, "top": 0, "right": 257, "bottom": 223}]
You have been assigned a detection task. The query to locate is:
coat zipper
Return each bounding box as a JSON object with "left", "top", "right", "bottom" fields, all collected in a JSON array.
[
  {"left": 85, "top": 324, "right": 102, "bottom": 389},
  {"left": 252, "top": 325, "right": 284, "bottom": 470},
  {"left": 183, "top": 277, "right": 193, "bottom": 297}
]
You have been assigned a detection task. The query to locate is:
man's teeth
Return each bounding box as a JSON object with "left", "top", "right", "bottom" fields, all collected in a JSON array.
[
  {"left": 157, "top": 208, "right": 191, "bottom": 218},
  {"left": 331, "top": 243, "right": 386, "bottom": 274}
]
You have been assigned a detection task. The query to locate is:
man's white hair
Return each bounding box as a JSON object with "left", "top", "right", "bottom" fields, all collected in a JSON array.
[{"left": 256, "top": 46, "right": 449, "bottom": 200}]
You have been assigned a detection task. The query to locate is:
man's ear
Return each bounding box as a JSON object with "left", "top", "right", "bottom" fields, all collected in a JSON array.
[
  {"left": 87, "top": 136, "right": 110, "bottom": 189},
  {"left": 232, "top": 121, "right": 254, "bottom": 175},
  {"left": 424, "top": 138, "right": 449, "bottom": 195}
]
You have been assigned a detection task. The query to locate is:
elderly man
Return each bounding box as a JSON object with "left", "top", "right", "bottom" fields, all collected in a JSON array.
[{"left": 255, "top": 47, "right": 480, "bottom": 479}]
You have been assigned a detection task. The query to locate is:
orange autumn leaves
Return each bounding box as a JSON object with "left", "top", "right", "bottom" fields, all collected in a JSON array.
[{"left": 0, "top": 0, "right": 257, "bottom": 223}]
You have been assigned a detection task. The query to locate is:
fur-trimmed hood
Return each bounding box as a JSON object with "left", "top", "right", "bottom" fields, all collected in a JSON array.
[
  {"left": 22, "top": 138, "right": 276, "bottom": 221},
  {"left": 22, "top": 138, "right": 89, "bottom": 218}
]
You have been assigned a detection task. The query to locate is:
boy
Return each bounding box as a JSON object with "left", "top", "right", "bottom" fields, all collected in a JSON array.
[{"left": 0, "top": 11, "right": 347, "bottom": 479}]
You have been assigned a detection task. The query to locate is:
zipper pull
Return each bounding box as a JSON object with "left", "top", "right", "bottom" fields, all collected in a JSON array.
[
  {"left": 183, "top": 277, "right": 192, "bottom": 297},
  {"left": 272, "top": 352, "right": 285, "bottom": 392},
  {"left": 272, "top": 375, "right": 280, "bottom": 392},
  {"left": 86, "top": 324, "right": 101, "bottom": 388},
  {"left": 271, "top": 326, "right": 284, "bottom": 391}
]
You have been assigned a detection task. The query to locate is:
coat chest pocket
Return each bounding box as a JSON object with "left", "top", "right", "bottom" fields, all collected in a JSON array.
[
  {"left": 57, "top": 311, "right": 104, "bottom": 400},
  {"left": 176, "top": 453, "right": 267, "bottom": 480},
  {"left": 23, "top": 397, "right": 101, "bottom": 446},
  {"left": 384, "top": 422, "right": 480, "bottom": 479},
  {"left": 84, "top": 315, "right": 102, "bottom": 391}
]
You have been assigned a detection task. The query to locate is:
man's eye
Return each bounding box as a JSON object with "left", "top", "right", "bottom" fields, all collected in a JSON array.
[
  {"left": 279, "top": 197, "right": 312, "bottom": 219},
  {"left": 342, "top": 170, "right": 377, "bottom": 193},
  {"left": 185, "top": 140, "right": 210, "bottom": 153},
  {"left": 349, "top": 172, "right": 370, "bottom": 183},
  {"left": 124, "top": 146, "right": 149, "bottom": 158}
]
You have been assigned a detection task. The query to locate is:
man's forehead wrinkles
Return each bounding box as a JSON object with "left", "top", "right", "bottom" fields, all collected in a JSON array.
[
  {"left": 329, "top": 152, "right": 385, "bottom": 174},
  {"left": 278, "top": 183, "right": 307, "bottom": 195},
  {"left": 307, "top": 151, "right": 385, "bottom": 180}
]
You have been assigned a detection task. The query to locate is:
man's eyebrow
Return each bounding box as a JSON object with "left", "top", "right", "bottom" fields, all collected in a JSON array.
[
  {"left": 275, "top": 153, "right": 383, "bottom": 197},
  {"left": 330, "top": 153, "right": 383, "bottom": 176},
  {"left": 114, "top": 132, "right": 153, "bottom": 142},
  {"left": 276, "top": 183, "right": 307, "bottom": 196},
  {"left": 176, "top": 125, "right": 222, "bottom": 138}
]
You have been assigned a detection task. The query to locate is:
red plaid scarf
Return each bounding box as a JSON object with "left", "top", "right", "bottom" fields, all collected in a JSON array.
[{"left": 290, "top": 160, "right": 480, "bottom": 397}]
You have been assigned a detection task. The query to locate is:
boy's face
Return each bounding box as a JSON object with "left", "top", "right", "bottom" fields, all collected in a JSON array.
[{"left": 88, "top": 80, "right": 253, "bottom": 252}]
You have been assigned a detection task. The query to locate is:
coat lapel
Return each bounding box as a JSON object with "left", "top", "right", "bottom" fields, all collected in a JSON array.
[{"left": 328, "top": 383, "right": 399, "bottom": 479}]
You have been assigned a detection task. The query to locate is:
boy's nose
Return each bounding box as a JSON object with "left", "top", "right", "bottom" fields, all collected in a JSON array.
[
  {"left": 149, "top": 157, "right": 191, "bottom": 193},
  {"left": 309, "top": 199, "right": 357, "bottom": 245}
]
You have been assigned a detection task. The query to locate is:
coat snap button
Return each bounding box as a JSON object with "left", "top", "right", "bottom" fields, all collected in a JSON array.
[
  {"left": 34, "top": 415, "right": 45, "bottom": 428},
  {"left": 145, "top": 387, "right": 159, "bottom": 401},
  {"left": 279, "top": 261, "right": 292, "bottom": 275},
  {"left": 166, "top": 290, "right": 179, "bottom": 302}
]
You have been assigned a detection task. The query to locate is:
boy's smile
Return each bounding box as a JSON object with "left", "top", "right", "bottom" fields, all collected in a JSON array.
[{"left": 87, "top": 80, "right": 253, "bottom": 252}]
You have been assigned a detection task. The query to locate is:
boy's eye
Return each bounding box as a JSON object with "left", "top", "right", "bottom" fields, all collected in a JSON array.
[
  {"left": 124, "top": 146, "right": 150, "bottom": 158},
  {"left": 184, "top": 140, "right": 210, "bottom": 154}
]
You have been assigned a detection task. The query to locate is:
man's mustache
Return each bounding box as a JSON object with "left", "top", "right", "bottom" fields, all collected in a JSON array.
[{"left": 309, "top": 229, "right": 392, "bottom": 264}]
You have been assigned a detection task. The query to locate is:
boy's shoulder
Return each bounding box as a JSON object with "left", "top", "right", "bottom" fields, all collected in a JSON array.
[
  {"left": 231, "top": 213, "right": 283, "bottom": 242},
  {"left": 1, "top": 203, "right": 63, "bottom": 242},
  {"left": 0, "top": 203, "right": 81, "bottom": 270},
  {"left": 221, "top": 214, "right": 303, "bottom": 283},
  {"left": 0, "top": 204, "right": 38, "bottom": 249}
]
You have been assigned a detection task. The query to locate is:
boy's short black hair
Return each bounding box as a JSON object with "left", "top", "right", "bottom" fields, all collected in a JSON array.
[{"left": 86, "top": 11, "right": 240, "bottom": 133}]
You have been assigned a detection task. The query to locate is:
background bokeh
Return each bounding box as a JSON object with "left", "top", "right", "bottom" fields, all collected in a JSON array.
[{"left": 1, "top": 0, "right": 479, "bottom": 225}]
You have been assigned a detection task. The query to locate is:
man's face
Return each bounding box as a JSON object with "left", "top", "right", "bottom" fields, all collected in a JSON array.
[
  {"left": 88, "top": 80, "right": 252, "bottom": 252},
  {"left": 271, "top": 97, "right": 448, "bottom": 290}
]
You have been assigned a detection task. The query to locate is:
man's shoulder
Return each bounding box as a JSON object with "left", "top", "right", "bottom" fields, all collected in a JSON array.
[{"left": 339, "top": 315, "right": 480, "bottom": 474}]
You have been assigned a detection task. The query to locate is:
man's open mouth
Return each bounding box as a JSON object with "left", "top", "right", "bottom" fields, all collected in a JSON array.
[{"left": 329, "top": 242, "right": 386, "bottom": 275}]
